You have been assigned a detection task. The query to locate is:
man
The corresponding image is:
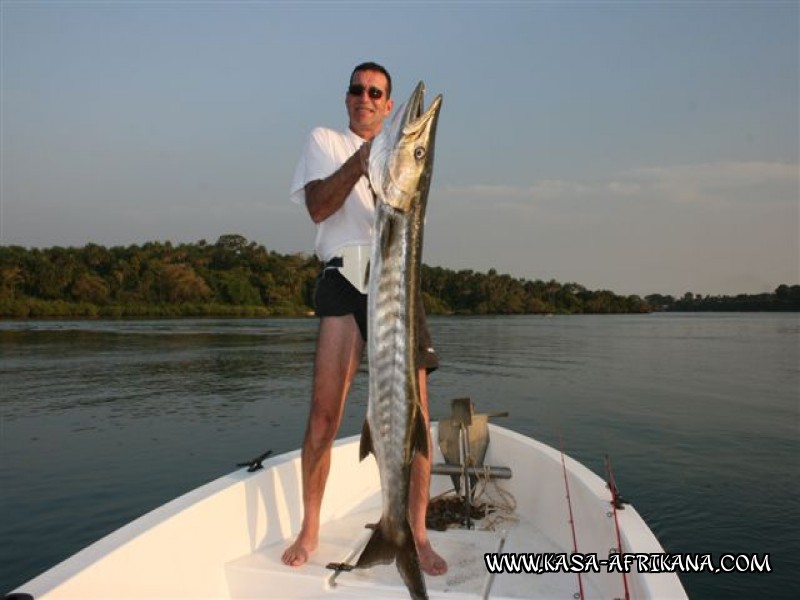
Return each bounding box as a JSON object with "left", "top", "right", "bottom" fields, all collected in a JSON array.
[{"left": 283, "top": 62, "right": 447, "bottom": 577}]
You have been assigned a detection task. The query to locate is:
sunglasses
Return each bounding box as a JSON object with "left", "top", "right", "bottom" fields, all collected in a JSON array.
[{"left": 347, "top": 84, "right": 385, "bottom": 100}]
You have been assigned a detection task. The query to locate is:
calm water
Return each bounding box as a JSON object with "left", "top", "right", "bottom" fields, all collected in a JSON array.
[{"left": 1, "top": 314, "right": 798, "bottom": 597}]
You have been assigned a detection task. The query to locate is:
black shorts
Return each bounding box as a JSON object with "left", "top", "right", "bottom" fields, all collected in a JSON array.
[{"left": 314, "top": 268, "right": 439, "bottom": 373}]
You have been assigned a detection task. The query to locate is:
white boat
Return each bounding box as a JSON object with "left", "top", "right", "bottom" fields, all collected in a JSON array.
[{"left": 11, "top": 404, "right": 688, "bottom": 599}]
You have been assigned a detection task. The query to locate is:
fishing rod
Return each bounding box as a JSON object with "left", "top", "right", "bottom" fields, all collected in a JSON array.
[{"left": 560, "top": 435, "right": 585, "bottom": 600}]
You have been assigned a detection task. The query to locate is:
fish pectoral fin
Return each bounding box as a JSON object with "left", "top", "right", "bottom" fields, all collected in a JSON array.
[
  {"left": 413, "top": 408, "right": 430, "bottom": 458},
  {"left": 355, "top": 520, "right": 396, "bottom": 568},
  {"left": 359, "top": 419, "right": 374, "bottom": 461}
]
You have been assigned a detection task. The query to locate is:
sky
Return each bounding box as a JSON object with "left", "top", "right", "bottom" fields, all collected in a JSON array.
[{"left": 1, "top": 1, "right": 797, "bottom": 297}]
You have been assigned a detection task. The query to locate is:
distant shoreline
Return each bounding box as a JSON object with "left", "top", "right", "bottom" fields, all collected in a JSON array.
[
  {"left": 2, "top": 237, "right": 797, "bottom": 317},
  {"left": 1, "top": 300, "right": 797, "bottom": 321}
]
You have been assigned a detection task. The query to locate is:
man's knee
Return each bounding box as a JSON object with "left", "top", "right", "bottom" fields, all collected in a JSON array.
[{"left": 305, "top": 407, "right": 340, "bottom": 450}]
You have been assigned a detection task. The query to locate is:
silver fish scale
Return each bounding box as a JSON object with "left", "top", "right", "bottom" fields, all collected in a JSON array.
[{"left": 368, "top": 206, "right": 420, "bottom": 508}]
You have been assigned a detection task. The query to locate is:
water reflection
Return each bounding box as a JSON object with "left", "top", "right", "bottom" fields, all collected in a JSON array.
[
  {"left": 1, "top": 315, "right": 798, "bottom": 599},
  {"left": 1, "top": 319, "right": 319, "bottom": 423}
]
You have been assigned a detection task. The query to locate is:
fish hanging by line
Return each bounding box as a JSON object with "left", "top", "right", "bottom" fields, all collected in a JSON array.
[{"left": 355, "top": 81, "right": 443, "bottom": 600}]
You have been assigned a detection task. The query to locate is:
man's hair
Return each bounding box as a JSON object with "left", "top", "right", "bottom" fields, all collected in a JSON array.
[{"left": 350, "top": 61, "right": 392, "bottom": 98}]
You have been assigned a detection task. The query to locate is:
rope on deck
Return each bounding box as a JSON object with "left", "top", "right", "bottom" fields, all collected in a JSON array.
[{"left": 427, "top": 466, "right": 518, "bottom": 532}]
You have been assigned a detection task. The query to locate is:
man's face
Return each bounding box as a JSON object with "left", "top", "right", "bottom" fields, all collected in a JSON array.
[{"left": 346, "top": 69, "right": 393, "bottom": 140}]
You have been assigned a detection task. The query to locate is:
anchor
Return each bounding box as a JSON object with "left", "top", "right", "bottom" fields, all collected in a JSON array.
[{"left": 431, "top": 398, "right": 511, "bottom": 529}]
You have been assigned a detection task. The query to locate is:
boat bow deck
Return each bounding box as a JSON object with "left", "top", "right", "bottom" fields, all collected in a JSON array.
[
  {"left": 224, "top": 502, "right": 587, "bottom": 599},
  {"left": 12, "top": 423, "right": 688, "bottom": 599}
]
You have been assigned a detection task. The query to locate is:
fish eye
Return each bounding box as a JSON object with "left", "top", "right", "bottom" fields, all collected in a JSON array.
[{"left": 414, "top": 146, "right": 426, "bottom": 160}]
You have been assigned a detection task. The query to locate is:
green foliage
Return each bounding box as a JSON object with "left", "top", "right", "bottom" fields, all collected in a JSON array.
[
  {"left": 0, "top": 238, "right": 314, "bottom": 318},
  {"left": 646, "top": 286, "right": 800, "bottom": 312},
  {"left": 419, "top": 268, "right": 651, "bottom": 315},
  {"left": 2, "top": 237, "right": 795, "bottom": 319}
]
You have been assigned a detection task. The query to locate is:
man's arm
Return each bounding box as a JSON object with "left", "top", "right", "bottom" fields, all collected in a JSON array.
[{"left": 305, "top": 144, "right": 369, "bottom": 224}]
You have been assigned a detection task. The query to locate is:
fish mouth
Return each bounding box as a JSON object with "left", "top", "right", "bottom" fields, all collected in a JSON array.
[
  {"left": 366, "top": 81, "right": 443, "bottom": 208},
  {"left": 400, "top": 81, "right": 443, "bottom": 135}
]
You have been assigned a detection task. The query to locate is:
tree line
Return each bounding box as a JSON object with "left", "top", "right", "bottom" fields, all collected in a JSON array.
[
  {"left": 645, "top": 288, "right": 800, "bottom": 312},
  {"left": 0, "top": 235, "right": 796, "bottom": 318}
]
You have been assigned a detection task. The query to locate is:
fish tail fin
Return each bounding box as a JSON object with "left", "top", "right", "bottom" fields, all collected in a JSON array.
[
  {"left": 355, "top": 519, "right": 428, "bottom": 600},
  {"left": 413, "top": 407, "right": 430, "bottom": 458},
  {"left": 355, "top": 519, "right": 396, "bottom": 568},
  {"left": 359, "top": 419, "right": 373, "bottom": 461},
  {"left": 395, "top": 519, "right": 428, "bottom": 600}
]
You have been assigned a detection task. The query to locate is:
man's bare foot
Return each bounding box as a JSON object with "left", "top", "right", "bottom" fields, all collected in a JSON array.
[
  {"left": 281, "top": 533, "right": 317, "bottom": 567},
  {"left": 417, "top": 539, "right": 447, "bottom": 576}
]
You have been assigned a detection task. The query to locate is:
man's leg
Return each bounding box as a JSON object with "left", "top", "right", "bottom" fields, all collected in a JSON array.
[
  {"left": 408, "top": 369, "right": 448, "bottom": 576},
  {"left": 282, "top": 315, "right": 364, "bottom": 567}
]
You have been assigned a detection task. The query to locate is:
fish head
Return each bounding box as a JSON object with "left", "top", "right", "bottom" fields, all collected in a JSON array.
[{"left": 368, "top": 81, "right": 443, "bottom": 213}]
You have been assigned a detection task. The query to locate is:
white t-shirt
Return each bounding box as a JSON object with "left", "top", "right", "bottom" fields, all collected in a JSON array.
[{"left": 290, "top": 127, "right": 374, "bottom": 262}]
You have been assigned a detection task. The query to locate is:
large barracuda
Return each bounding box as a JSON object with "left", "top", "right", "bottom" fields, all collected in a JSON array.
[{"left": 355, "top": 82, "right": 442, "bottom": 600}]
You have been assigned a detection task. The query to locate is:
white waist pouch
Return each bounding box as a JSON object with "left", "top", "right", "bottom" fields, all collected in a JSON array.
[{"left": 337, "top": 244, "right": 371, "bottom": 294}]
